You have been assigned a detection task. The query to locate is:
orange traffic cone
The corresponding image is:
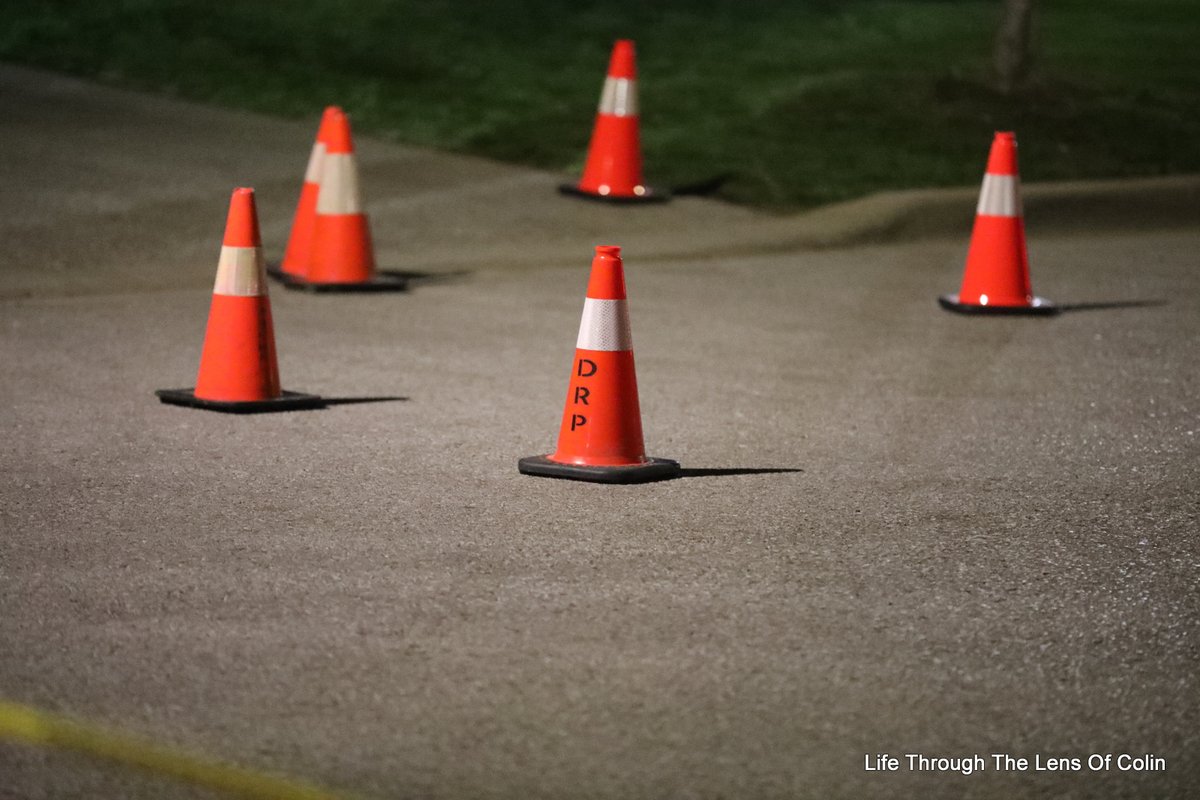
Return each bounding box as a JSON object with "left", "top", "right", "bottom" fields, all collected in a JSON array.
[
  {"left": 271, "top": 106, "right": 342, "bottom": 283},
  {"left": 939, "top": 131, "right": 1057, "bottom": 315},
  {"left": 560, "top": 40, "right": 667, "bottom": 204},
  {"left": 156, "top": 188, "right": 323, "bottom": 413},
  {"left": 519, "top": 245, "right": 679, "bottom": 483},
  {"left": 291, "top": 111, "right": 405, "bottom": 292}
]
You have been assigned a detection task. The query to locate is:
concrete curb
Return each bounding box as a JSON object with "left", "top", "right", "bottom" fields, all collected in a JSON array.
[
  {"left": 642, "top": 174, "right": 1200, "bottom": 263},
  {"left": 804, "top": 173, "right": 1200, "bottom": 244}
]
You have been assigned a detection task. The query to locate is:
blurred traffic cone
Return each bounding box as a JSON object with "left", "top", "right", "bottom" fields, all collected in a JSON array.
[
  {"left": 156, "top": 188, "right": 323, "bottom": 413},
  {"left": 519, "top": 245, "right": 679, "bottom": 483},
  {"left": 294, "top": 111, "right": 406, "bottom": 292},
  {"left": 272, "top": 106, "right": 342, "bottom": 283},
  {"left": 560, "top": 40, "right": 667, "bottom": 203},
  {"left": 939, "top": 131, "right": 1057, "bottom": 315}
]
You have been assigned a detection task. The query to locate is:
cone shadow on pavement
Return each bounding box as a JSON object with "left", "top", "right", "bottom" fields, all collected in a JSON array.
[
  {"left": 1056, "top": 299, "right": 1167, "bottom": 313},
  {"left": 677, "top": 468, "right": 803, "bottom": 478},
  {"left": 319, "top": 396, "right": 408, "bottom": 406}
]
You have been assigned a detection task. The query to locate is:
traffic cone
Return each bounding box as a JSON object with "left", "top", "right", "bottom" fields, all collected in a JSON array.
[
  {"left": 939, "top": 131, "right": 1057, "bottom": 315},
  {"left": 271, "top": 106, "right": 342, "bottom": 283},
  {"left": 290, "top": 111, "right": 406, "bottom": 292},
  {"left": 156, "top": 188, "right": 323, "bottom": 413},
  {"left": 559, "top": 40, "right": 667, "bottom": 204},
  {"left": 519, "top": 245, "right": 679, "bottom": 483}
]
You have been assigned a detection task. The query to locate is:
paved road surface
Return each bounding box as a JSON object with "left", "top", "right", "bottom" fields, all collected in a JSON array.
[{"left": 1, "top": 65, "right": 1197, "bottom": 799}]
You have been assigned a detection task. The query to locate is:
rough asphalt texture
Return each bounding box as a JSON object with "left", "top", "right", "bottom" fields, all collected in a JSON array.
[{"left": 1, "top": 65, "right": 1198, "bottom": 799}]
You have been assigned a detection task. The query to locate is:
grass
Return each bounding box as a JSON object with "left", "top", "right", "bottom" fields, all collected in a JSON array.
[{"left": 2, "top": 0, "right": 1198, "bottom": 209}]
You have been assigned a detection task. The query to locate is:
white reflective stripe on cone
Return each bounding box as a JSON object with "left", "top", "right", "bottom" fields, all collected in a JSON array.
[
  {"left": 976, "top": 174, "right": 1022, "bottom": 217},
  {"left": 316, "top": 154, "right": 362, "bottom": 214},
  {"left": 213, "top": 246, "right": 268, "bottom": 297},
  {"left": 576, "top": 298, "right": 633, "bottom": 351},
  {"left": 303, "top": 142, "right": 326, "bottom": 184},
  {"left": 597, "top": 77, "right": 638, "bottom": 117}
]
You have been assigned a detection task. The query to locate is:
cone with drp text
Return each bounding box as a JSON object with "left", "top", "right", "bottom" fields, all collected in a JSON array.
[
  {"left": 272, "top": 106, "right": 343, "bottom": 283},
  {"left": 939, "top": 131, "right": 1057, "bottom": 315},
  {"left": 560, "top": 40, "right": 667, "bottom": 203},
  {"left": 519, "top": 246, "right": 679, "bottom": 483},
  {"left": 289, "top": 111, "right": 406, "bottom": 292},
  {"left": 156, "top": 188, "right": 323, "bottom": 413}
]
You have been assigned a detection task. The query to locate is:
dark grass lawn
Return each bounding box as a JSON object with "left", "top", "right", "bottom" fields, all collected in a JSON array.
[{"left": 3, "top": 0, "right": 1198, "bottom": 209}]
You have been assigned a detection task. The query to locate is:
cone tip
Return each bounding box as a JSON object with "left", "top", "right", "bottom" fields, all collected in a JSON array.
[
  {"left": 608, "top": 40, "right": 637, "bottom": 79},
  {"left": 318, "top": 106, "right": 348, "bottom": 147},
  {"left": 587, "top": 245, "right": 627, "bottom": 299},
  {"left": 223, "top": 187, "right": 261, "bottom": 248},
  {"left": 986, "top": 131, "right": 1019, "bottom": 175},
  {"left": 323, "top": 111, "right": 355, "bottom": 154}
]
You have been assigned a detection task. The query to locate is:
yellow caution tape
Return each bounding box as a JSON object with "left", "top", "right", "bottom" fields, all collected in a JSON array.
[{"left": 0, "top": 699, "right": 351, "bottom": 799}]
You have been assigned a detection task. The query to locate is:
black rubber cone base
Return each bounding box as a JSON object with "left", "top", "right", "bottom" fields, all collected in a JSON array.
[
  {"left": 558, "top": 183, "right": 670, "bottom": 204},
  {"left": 265, "top": 263, "right": 304, "bottom": 286},
  {"left": 518, "top": 455, "right": 680, "bottom": 484},
  {"left": 279, "top": 271, "right": 409, "bottom": 293},
  {"left": 938, "top": 294, "right": 1059, "bottom": 316},
  {"left": 155, "top": 388, "right": 324, "bottom": 414}
]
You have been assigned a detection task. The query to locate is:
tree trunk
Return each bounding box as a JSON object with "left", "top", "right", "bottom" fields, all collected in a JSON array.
[{"left": 993, "top": 0, "right": 1034, "bottom": 95}]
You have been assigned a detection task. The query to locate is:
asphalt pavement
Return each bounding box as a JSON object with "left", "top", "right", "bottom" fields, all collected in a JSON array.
[{"left": 1, "top": 65, "right": 1198, "bottom": 799}]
